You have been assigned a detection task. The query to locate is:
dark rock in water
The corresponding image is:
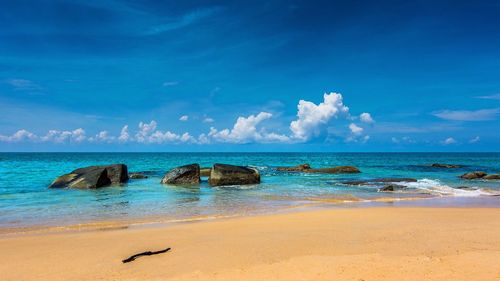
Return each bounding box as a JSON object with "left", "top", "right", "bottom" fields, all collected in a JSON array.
[
  {"left": 379, "top": 184, "right": 406, "bottom": 192},
  {"left": 431, "top": 163, "right": 462, "bottom": 168},
  {"left": 276, "top": 163, "right": 311, "bottom": 172},
  {"left": 161, "top": 164, "right": 200, "bottom": 185},
  {"left": 49, "top": 164, "right": 128, "bottom": 189},
  {"left": 455, "top": 186, "right": 477, "bottom": 190},
  {"left": 342, "top": 178, "right": 417, "bottom": 186},
  {"left": 129, "top": 173, "right": 148, "bottom": 179},
  {"left": 460, "top": 171, "right": 487, "bottom": 180},
  {"left": 208, "top": 163, "right": 260, "bottom": 186},
  {"left": 484, "top": 174, "right": 500, "bottom": 180},
  {"left": 306, "top": 166, "right": 360, "bottom": 174},
  {"left": 371, "top": 178, "right": 417, "bottom": 183},
  {"left": 200, "top": 167, "right": 211, "bottom": 177}
]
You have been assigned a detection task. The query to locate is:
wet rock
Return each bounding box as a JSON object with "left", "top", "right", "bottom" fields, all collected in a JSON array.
[
  {"left": 208, "top": 163, "right": 260, "bottom": 186},
  {"left": 200, "top": 167, "right": 211, "bottom": 177},
  {"left": 129, "top": 173, "right": 148, "bottom": 179},
  {"left": 161, "top": 164, "right": 200, "bottom": 185},
  {"left": 460, "top": 171, "right": 487, "bottom": 180},
  {"left": 276, "top": 163, "right": 311, "bottom": 172},
  {"left": 342, "top": 178, "right": 417, "bottom": 185},
  {"left": 431, "top": 163, "right": 462, "bottom": 168},
  {"left": 484, "top": 174, "right": 500, "bottom": 180},
  {"left": 306, "top": 166, "right": 361, "bottom": 174},
  {"left": 379, "top": 184, "right": 406, "bottom": 192},
  {"left": 49, "top": 164, "right": 128, "bottom": 189}
]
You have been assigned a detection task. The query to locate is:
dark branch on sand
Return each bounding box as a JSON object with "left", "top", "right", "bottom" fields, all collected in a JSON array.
[{"left": 122, "top": 247, "right": 171, "bottom": 263}]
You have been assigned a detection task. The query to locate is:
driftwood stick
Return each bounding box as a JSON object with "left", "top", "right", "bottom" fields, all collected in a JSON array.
[{"left": 122, "top": 247, "right": 171, "bottom": 263}]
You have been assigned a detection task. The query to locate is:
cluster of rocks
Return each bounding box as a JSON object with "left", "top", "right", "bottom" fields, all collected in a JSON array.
[
  {"left": 160, "top": 163, "right": 260, "bottom": 186},
  {"left": 460, "top": 171, "right": 500, "bottom": 180},
  {"left": 276, "top": 163, "right": 360, "bottom": 174},
  {"left": 341, "top": 178, "right": 418, "bottom": 192}
]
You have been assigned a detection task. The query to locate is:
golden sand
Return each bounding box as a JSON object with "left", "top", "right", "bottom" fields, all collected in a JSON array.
[{"left": 1, "top": 207, "right": 499, "bottom": 280}]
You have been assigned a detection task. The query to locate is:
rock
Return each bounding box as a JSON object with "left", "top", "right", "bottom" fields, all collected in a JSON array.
[
  {"left": 460, "top": 171, "right": 487, "bottom": 180},
  {"left": 379, "top": 184, "right": 406, "bottom": 192},
  {"left": 276, "top": 163, "right": 311, "bottom": 172},
  {"left": 484, "top": 174, "right": 500, "bottom": 180},
  {"left": 161, "top": 164, "right": 200, "bottom": 185},
  {"left": 306, "top": 166, "right": 361, "bottom": 174},
  {"left": 208, "top": 163, "right": 260, "bottom": 186},
  {"left": 129, "top": 173, "right": 148, "bottom": 179},
  {"left": 431, "top": 163, "right": 462, "bottom": 168},
  {"left": 342, "top": 178, "right": 417, "bottom": 185},
  {"left": 200, "top": 167, "right": 211, "bottom": 177},
  {"left": 49, "top": 164, "right": 128, "bottom": 189}
]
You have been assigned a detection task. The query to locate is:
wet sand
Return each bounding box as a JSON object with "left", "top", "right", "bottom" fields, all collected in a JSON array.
[{"left": 1, "top": 207, "right": 499, "bottom": 280}]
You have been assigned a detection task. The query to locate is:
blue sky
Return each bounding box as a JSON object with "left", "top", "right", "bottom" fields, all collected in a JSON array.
[{"left": 0, "top": 0, "right": 499, "bottom": 152}]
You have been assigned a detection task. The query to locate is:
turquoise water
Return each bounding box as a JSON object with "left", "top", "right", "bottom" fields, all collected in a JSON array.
[{"left": 1, "top": 153, "right": 499, "bottom": 229}]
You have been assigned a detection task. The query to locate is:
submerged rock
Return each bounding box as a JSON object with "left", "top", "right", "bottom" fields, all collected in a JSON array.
[
  {"left": 200, "top": 167, "right": 211, "bottom": 177},
  {"left": 460, "top": 171, "right": 487, "bottom": 180},
  {"left": 342, "top": 178, "right": 417, "bottom": 185},
  {"left": 276, "top": 163, "right": 311, "bottom": 172},
  {"left": 431, "top": 163, "right": 462, "bottom": 168},
  {"left": 129, "top": 172, "right": 148, "bottom": 179},
  {"left": 161, "top": 164, "right": 200, "bottom": 185},
  {"left": 484, "top": 174, "right": 500, "bottom": 180},
  {"left": 49, "top": 164, "right": 128, "bottom": 189},
  {"left": 306, "top": 166, "right": 361, "bottom": 174},
  {"left": 208, "top": 163, "right": 260, "bottom": 186},
  {"left": 379, "top": 184, "right": 406, "bottom": 192}
]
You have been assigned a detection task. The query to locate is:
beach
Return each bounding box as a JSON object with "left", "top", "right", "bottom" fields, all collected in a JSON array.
[{"left": 1, "top": 207, "right": 499, "bottom": 281}]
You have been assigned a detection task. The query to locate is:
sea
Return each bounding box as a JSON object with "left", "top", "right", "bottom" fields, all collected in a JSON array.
[{"left": 1, "top": 152, "right": 499, "bottom": 230}]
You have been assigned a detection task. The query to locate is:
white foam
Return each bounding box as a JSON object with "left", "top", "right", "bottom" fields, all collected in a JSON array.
[{"left": 404, "top": 178, "right": 498, "bottom": 197}]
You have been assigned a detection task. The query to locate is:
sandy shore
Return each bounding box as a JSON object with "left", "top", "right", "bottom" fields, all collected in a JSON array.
[{"left": 1, "top": 207, "right": 499, "bottom": 281}]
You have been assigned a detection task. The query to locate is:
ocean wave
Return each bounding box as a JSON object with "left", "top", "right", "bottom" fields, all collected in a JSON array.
[{"left": 403, "top": 179, "right": 499, "bottom": 197}]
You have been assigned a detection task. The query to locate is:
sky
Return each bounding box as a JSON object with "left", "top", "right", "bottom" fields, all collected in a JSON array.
[{"left": 0, "top": 0, "right": 499, "bottom": 152}]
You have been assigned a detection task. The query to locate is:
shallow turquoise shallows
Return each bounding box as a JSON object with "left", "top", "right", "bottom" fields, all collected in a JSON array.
[{"left": 0, "top": 152, "right": 499, "bottom": 228}]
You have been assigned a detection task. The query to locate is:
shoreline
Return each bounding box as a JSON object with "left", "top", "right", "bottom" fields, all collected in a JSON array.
[
  {"left": 0, "top": 206, "right": 499, "bottom": 280},
  {"left": 2, "top": 195, "right": 498, "bottom": 236}
]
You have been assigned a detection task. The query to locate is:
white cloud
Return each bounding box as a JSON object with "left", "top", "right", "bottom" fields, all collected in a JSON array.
[
  {"left": 476, "top": 93, "right": 500, "bottom": 100},
  {"left": 179, "top": 115, "right": 189, "bottom": 121},
  {"left": 469, "top": 136, "right": 480, "bottom": 143},
  {"left": 162, "top": 81, "right": 179, "bottom": 87},
  {"left": 442, "top": 137, "right": 457, "bottom": 145},
  {"left": 0, "top": 129, "right": 38, "bottom": 142},
  {"left": 40, "top": 128, "right": 86, "bottom": 143},
  {"left": 203, "top": 117, "right": 214, "bottom": 123},
  {"left": 92, "top": 131, "right": 115, "bottom": 143},
  {"left": 289, "top": 92, "right": 349, "bottom": 141},
  {"left": 135, "top": 121, "right": 158, "bottom": 143},
  {"left": 4, "top": 78, "right": 42, "bottom": 91},
  {"left": 118, "top": 125, "right": 130, "bottom": 142},
  {"left": 348, "top": 123, "right": 363, "bottom": 135},
  {"left": 433, "top": 108, "right": 499, "bottom": 121},
  {"left": 359, "top": 112, "right": 374, "bottom": 123},
  {"left": 210, "top": 112, "right": 289, "bottom": 143}
]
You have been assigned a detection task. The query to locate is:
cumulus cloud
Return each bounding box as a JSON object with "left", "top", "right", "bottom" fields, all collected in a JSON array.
[
  {"left": 209, "top": 112, "right": 289, "bottom": 143},
  {"left": 442, "top": 137, "right": 457, "bottom": 145},
  {"left": 0, "top": 129, "right": 38, "bottom": 142},
  {"left": 290, "top": 92, "right": 349, "bottom": 141},
  {"left": 359, "top": 112, "right": 374, "bottom": 123},
  {"left": 469, "top": 136, "right": 480, "bottom": 143},
  {"left": 118, "top": 125, "right": 130, "bottom": 142},
  {"left": 40, "top": 128, "right": 86, "bottom": 143},
  {"left": 433, "top": 108, "right": 499, "bottom": 121},
  {"left": 348, "top": 123, "right": 363, "bottom": 135},
  {"left": 203, "top": 117, "right": 214, "bottom": 123},
  {"left": 179, "top": 115, "right": 189, "bottom": 121}
]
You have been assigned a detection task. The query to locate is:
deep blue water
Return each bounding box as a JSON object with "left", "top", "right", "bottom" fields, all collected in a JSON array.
[{"left": 0, "top": 153, "right": 499, "bottom": 229}]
